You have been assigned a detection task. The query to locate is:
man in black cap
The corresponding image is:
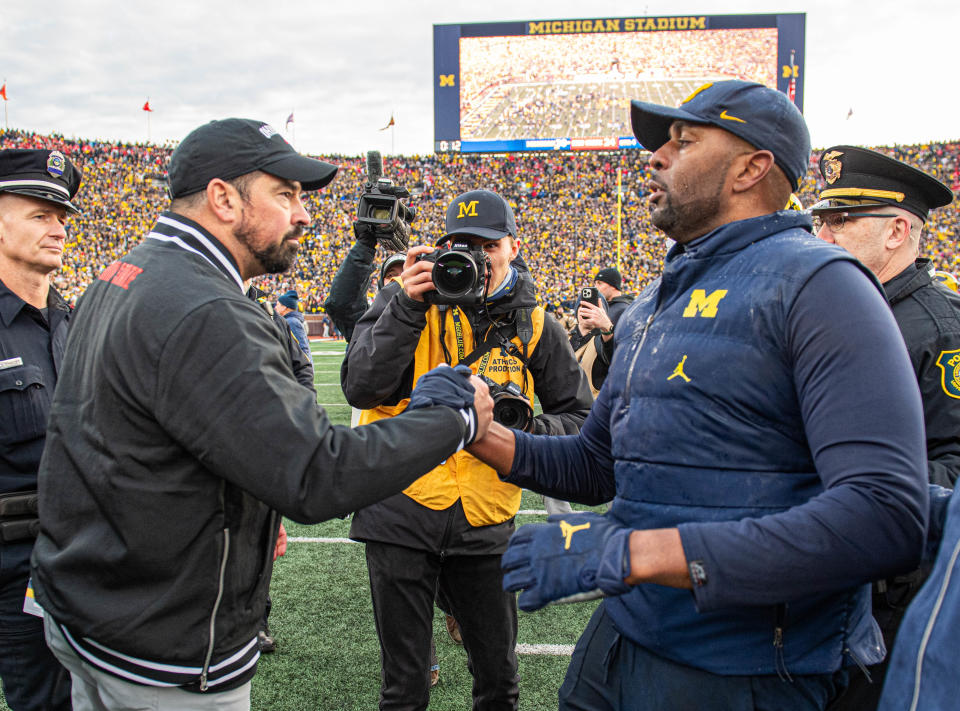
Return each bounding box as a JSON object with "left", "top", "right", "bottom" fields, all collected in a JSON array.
[
  {"left": 30, "top": 118, "right": 493, "bottom": 711},
  {"left": 810, "top": 146, "right": 960, "bottom": 710},
  {"left": 571, "top": 266, "right": 635, "bottom": 395},
  {"left": 466, "top": 81, "right": 929, "bottom": 709},
  {"left": 0, "top": 148, "right": 79, "bottom": 711},
  {"left": 342, "top": 188, "right": 593, "bottom": 710}
]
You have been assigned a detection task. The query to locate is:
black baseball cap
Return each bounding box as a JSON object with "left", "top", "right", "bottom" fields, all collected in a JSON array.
[
  {"left": 630, "top": 80, "right": 811, "bottom": 190},
  {"left": 0, "top": 149, "right": 83, "bottom": 213},
  {"left": 441, "top": 189, "right": 518, "bottom": 243},
  {"left": 812, "top": 145, "right": 954, "bottom": 222},
  {"left": 595, "top": 267, "right": 622, "bottom": 290},
  {"left": 167, "top": 118, "right": 338, "bottom": 198}
]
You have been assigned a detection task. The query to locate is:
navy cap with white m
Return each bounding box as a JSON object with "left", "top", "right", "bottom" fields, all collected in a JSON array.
[
  {"left": 0, "top": 148, "right": 83, "bottom": 213},
  {"left": 630, "top": 80, "right": 811, "bottom": 190},
  {"left": 441, "top": 189, "right": 518, "bottom": 243}
]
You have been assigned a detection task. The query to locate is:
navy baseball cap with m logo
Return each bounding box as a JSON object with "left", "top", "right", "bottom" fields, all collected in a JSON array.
[
  {"left": 441, "top": 189, "right": 518, "bottom": 243},
  {"left": 630, "top": 80, "right": 811, "bottom": 190}
]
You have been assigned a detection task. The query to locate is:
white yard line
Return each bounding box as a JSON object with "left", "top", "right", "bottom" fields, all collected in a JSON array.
[
  {"left": 515, "top": 643, "right": 575, "bottom": 656},
  {"left": 288, "top": 536, "right": 357, "bottom": 544}
]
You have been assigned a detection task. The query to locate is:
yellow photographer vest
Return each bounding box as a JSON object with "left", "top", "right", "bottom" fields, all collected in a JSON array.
[{"left": 359, "top": 303, "right": 546, "bottom": 527}]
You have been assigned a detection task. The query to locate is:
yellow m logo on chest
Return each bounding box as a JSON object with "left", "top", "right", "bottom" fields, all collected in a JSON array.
[{"left": 682, "top": 289, "right": 728, "bottom": 318}]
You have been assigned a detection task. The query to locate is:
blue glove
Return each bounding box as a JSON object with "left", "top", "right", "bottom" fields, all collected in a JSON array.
[
  {"left": 501, "top": 512, "right": 633, "bottom": 612},
  {"left": 408, "top": 364, "right": 479, "bottom": 445}
]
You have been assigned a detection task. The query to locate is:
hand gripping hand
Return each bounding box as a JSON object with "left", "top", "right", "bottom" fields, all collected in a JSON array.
[
  {"left": 408, "top": 364, "right": 488, "bottom": 446},
  {"left": 501, "top": 512, "right": 633, "bottom": 612}
]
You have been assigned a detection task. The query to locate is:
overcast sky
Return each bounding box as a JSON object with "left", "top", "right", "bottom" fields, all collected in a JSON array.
[{"left": 1, "top": 0, "right": 956, "bottom": 156}]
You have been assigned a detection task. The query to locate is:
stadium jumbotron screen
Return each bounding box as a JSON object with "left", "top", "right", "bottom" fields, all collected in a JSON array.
[{"left": 433, "top": 13, "right": 805, "bottom": 153}]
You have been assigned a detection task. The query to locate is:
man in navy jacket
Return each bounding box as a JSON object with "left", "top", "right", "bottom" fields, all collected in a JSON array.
[{"left": 468, "top": 82, "right": 929, "bottom": 710}]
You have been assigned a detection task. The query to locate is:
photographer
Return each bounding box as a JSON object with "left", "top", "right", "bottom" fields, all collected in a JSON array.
[
  {"left": 323, "top": 223, "right": 380, "bottom": 344},
  {"left": 342, "top": 189, "right": 593, "bottom": 710},
  {"left": 325, "top": 151, "right": 413, "bottom": 344}
]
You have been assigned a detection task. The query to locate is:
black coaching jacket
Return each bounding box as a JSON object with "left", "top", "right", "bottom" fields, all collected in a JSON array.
[{"left": 31, "top": 211, "right": 470, "bottom": 692}]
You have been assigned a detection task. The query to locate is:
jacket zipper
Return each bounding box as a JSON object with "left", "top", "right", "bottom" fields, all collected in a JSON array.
[
  {"left": 773, "top": 603, "right": 793, "bottom": 682},
  {"left": 844, "top": 646, "right": 872, "bottom": 683},
  {"left": 200, "top": 527, "right": 230, "bottom": 691},
  {"left": 623, "top": 314, "right": 655, "bottom": 404}
]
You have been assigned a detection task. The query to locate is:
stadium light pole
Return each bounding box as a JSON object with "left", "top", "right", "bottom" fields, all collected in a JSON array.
[{"left": 616, "top": 161, "right": 623, "bottom": 271}]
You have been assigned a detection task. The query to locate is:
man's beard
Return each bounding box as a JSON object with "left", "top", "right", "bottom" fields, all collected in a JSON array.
[
  {"left": 234, "top": 220, "right": 303, "bottom": 274},
  {"left": 650, "top": 158, "right": 731, "bottom": 242}
]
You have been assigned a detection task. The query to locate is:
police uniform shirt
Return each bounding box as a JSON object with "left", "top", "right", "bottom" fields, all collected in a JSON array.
[
  {"left": 883, "top": 258, "right": 960, "bottom": 488},
  {"left": 0, "top": 279, "right": 70, "bottom": 493}
]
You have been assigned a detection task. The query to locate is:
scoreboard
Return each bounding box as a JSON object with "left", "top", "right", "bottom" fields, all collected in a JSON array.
[{"left": 434, "top": 13, "right": 805, "bottom": 153}]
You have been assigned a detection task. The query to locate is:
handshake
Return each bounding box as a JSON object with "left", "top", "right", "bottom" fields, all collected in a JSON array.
[{"left": 407, "top": 364, "right": 495, "bottom": 447}]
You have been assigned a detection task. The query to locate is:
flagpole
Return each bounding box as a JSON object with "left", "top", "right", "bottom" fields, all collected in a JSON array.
[
  {"left": 146, "top": 97, "right": 151, "bottom": 143},
  {"left": 3, "top": 78, "right": 7, "bottom": 130}
]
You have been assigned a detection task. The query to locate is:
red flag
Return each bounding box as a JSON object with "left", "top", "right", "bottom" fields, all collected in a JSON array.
[
  {"left": 379, "top": 114, "right": 395, "bottom": 131},
  {"left": 142, "top": 100, "right": 153, "bottom": 112},
  {"left": 0, "top": 84, "right": 7, "bottom": 101}
]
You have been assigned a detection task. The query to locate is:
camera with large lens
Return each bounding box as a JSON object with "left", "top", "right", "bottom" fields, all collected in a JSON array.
[
  {"left": 356, "top": 150, "right": 417, "bottom": 253},
  {"left": 416, "top": 238, "right": 490, "bottom": 306},
  {"left": 482, "top": 376, "right": 534, "bottom": 431}
]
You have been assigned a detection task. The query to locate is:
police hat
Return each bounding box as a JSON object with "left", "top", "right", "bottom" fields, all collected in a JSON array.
[
  {"left": 441, "top": 189, "right": 517, "bottom": 243},
  {"left": 812, "top": 145, "right": 954, "bottom": 221},
  {"left": 630, "top": 80, "right": 811, "bottom": 190},
  {"left": 0, "top": 149, "right": 82, "bottom": 213},
  {"left": 167, "top": 118, "right": 338, "bottom": 198}
]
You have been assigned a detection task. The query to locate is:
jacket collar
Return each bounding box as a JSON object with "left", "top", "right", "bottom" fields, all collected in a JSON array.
[
  {"left": 0, "top": 278, "right": 69, "bottom": 327},
  {"left": 146, "top": 211, "right": 244, "bottom": 291},
  {"left": 667, "top": 210, "right": 813, "bottom": 262},
  {"left": 883, "top": 258, "right": 932, "bottom": 306},
  {"left": 482, "top": 267, "right": 538, "bottom": 316}
]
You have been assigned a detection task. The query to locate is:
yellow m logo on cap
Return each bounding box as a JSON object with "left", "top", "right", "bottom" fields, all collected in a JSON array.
[
  {"left": 439, "top": 74, "right": 455, "bottom": 87},
  {"left": 457, "top": 200, "right": 479, "bottom": 218}
]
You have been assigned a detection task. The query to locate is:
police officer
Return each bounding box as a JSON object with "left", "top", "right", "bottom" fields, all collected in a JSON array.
[
  {"left": 0, "top": 148, "right": 80, "bottom": 710},
  {"left": 810, "top": 146, "right": 960, "bottom": 710}
]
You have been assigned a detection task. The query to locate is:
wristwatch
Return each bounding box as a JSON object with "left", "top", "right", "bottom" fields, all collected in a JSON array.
[{"left": 600, "top": 324, "right": 615, "bottom": 336}]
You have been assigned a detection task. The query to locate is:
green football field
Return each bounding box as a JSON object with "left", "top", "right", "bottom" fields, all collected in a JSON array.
[{"left": 2, "top": 340, "right": 601, "bottom": 710}]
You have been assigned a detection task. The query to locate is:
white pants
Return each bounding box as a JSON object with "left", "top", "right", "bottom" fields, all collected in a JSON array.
[{"left": 44, "top": 618, "right": 252, "bottom": 711}]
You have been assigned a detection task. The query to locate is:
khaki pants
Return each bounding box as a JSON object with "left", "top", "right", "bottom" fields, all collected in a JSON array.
[{"left": 44, "top": 618, "right": 252, "bottom": 711}]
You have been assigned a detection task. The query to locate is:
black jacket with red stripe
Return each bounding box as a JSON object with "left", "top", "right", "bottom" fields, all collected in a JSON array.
[{"left": 31, "top": 211, "right": 468, "bottom": 691}]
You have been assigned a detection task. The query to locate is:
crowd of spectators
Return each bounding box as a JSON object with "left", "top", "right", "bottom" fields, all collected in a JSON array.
[
  {"left": 460, "top": 30, "right": 777, "bottom": 138},
  {"left": 2, "top": 127, "right": 958, "bottom": 317}
]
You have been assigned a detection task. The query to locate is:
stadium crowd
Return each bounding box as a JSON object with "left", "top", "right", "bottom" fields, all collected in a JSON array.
[
  {"left": 460, "top": 29, "right": 776, "bottom": 138},
  {"left": 2, "top": 127, "right": 958, "bottom": 316}
]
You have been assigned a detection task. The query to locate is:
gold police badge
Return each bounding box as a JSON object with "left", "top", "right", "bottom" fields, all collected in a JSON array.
[
  {"left": 822, "top": 150, "right": 843, "bottom": 185},
  {"left": 46, "top": 151, "right": 66, "bottom": 178},
  {"left": 935, "top": 349, "right": 960, "bottom": 399}
]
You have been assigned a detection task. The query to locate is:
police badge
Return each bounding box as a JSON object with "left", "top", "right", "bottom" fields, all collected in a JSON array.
[
  {"left": 822, "top": 150, "right": 843, "bottom": 185},
  {"left": 46, "top": 150, "right": 66, "bottom": 178},
  {"left": 935, "top": 349, "right": 960, "bottom": 399}
]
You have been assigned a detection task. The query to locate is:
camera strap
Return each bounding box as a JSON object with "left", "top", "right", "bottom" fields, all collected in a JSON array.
[{"left": 460, "top": 308, "right": 533, "bottom": 370}]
